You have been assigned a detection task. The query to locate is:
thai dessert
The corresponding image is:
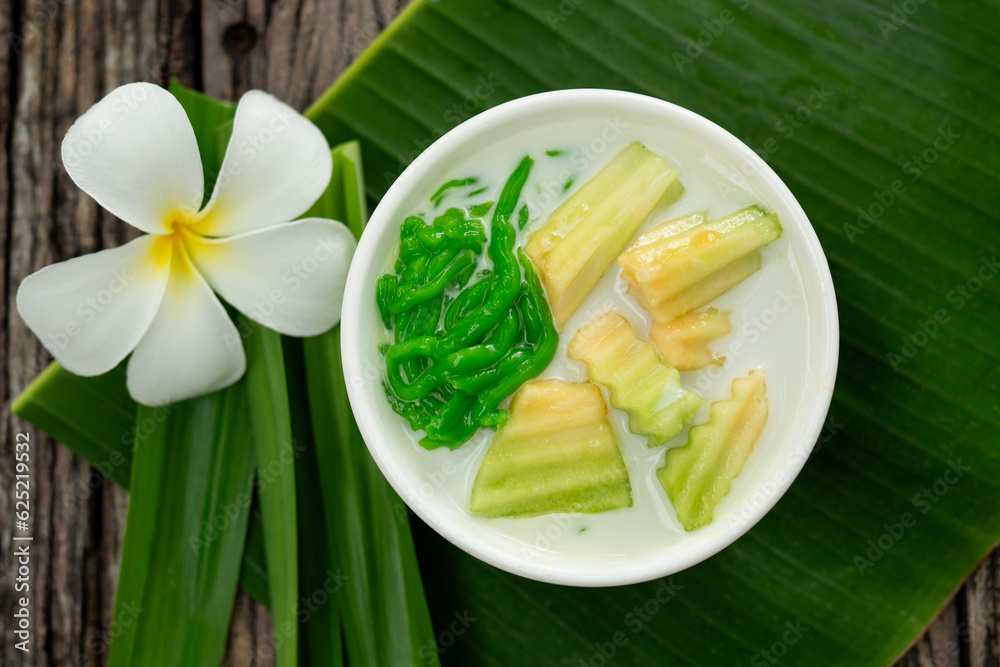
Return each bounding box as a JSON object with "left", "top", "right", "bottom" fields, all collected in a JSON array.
[{"left": 375, "top": 132, "right": 791, "bottom": 537}]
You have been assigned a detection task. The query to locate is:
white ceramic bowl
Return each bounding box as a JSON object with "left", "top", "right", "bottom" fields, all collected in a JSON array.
[{"left": 341, "top": 89, "right": 838, "bottom": 587}]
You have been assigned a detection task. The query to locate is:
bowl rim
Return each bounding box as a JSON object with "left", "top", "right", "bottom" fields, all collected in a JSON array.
[{"left": 340, "top": 88, "right": 839, "bottom": 587}]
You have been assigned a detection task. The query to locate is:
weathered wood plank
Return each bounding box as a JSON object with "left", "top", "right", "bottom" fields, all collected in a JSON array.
[
  {"left": 0, "top": 0, "right": 17, "bottom": 664},
  {"left": 965, "top": 550, "right": 1000, "bottom": 667},
  {"left": 6, "top": 0, "right": 67, "bottom": 663},
  {"left": 897, "top": 596, "right": 963, "bottom": 667}
]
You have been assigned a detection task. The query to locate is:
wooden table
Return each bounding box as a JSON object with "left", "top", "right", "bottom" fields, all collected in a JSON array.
[{"left": 0, "top": 0, "right": 996, "bottom": 664}]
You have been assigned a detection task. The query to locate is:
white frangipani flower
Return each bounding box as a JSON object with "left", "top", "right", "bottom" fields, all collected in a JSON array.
[{"left": 16, "top": 83, "right": 357, "bottom": 406}]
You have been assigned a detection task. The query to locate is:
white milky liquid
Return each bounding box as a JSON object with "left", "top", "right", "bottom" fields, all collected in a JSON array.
[{"left": 381, "top": 119, "right": 812, "bottom": 562}]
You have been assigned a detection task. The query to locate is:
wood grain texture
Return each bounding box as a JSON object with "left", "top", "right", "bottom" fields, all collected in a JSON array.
[{"left": 0, "top": 0, "right": 996, "bottom": 665}]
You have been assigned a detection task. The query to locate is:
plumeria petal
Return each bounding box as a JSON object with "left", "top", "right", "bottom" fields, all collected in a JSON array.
[
  {"left": 193, "top": 91, "right": 333, "bottom": 237},
  {"left": 16, "top": 235, "right": 171, "bottom": 376},
  {"left": 62, "top": 83, "right": 204, "bottom": 235},
  {"left": 185, "top": 218, "right": 356, "bottom": 336},
  {"left": 126, "top": 245, "right": 245, "bottom": 406}
]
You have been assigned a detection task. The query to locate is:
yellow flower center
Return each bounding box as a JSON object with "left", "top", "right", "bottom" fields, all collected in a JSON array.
[
  {"left": 165, "top": 211, "right": 197, "bottom": 235},
  {"left": 151, "top": 211, "right": 203, "bottom": 273}
]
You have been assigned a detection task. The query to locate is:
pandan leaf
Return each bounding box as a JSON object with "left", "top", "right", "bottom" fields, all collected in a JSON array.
[
  {"left": 302, "top": 140, "right": 441, "bottom": 667},
  {"left": 283, "top": 336, "right": 344, "bottom": 667},
  {"left": 105, "top": 386, "right": 256, "bottom": 667},
  {"left": 243, "top": 321, "right": 299, "bottom": 667},
  {"left": 10, "top": 363, "right": 271, "bottom": 606}
]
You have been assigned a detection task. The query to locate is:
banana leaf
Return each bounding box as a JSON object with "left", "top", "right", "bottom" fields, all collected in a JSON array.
[{"left": 303, "top": 0, "right": 1000, "bottom": 665}]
